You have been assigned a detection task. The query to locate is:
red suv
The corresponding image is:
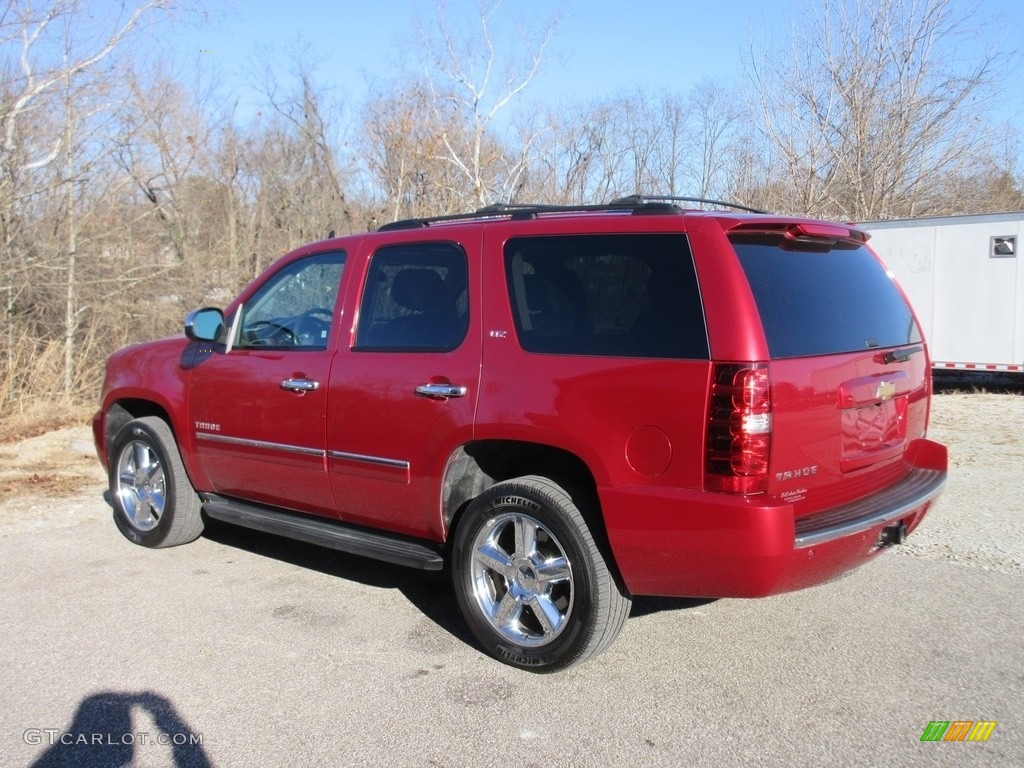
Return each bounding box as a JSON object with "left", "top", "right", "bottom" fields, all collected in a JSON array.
[{"left": 93, "top": 196, "right": 947, "bottom": 671}]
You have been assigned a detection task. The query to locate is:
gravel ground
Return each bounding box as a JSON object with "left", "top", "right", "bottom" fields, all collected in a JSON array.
[
  {"left": 0, "top": 391, "right": 1021, "bottom": 767},
  {"left": 890, "top": 392, "right": 1024, "bottom": 575}
]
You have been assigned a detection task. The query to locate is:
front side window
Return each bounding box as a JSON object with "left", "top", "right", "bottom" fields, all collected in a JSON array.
[
  {"left": 504, "top": 234, "right": 709, "bottom": 359},
  {"left": 234, "top": 251, "right": 345, "bottom": 349},
  {"left": 355, "top": 243, "right": 469, "bottom": 352}
]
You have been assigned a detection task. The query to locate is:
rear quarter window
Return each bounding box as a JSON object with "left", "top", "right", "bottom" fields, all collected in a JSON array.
[
  {"left": 505, "top": 233, "right": 709, "bottom": 359},
  {"left": 731, "top": 236, "right": 922, "bottom": 358}
]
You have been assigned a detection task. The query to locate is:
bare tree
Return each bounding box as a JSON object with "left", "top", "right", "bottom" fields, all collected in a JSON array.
[
  {"left": 686, "top": 81, "right": 743, "bottom": 200},
  {"left": 525, "top": 84, "right": 746, "bottom": 206},
  {"left": 361, "top": 81, "right": 476, "bottom": 220},
  {"left": 260, "top": 62, "right": 352, "bottom": 236},
  {"left": 523, "top": 100, "right": 612, "bottom": 204},
  {"left": 747, "top": 0, "right": 1007, "bottom": 219},
  {"left": 0, "top": 0, "right": 165, "bottom": 403},
  {"left": 417, "top": 0, "right": 558, "bottom": 207},
  {"left": 113, "top": 63, "right": 211, "bottom": 264}
]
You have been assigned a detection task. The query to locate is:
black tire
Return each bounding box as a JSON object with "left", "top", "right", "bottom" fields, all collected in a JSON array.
[
  {"left": 452, "top": 475, "right": 631, "bottom": 672},
  {"left": 109, "top": 417, "right": 204, "bottom": 548}
]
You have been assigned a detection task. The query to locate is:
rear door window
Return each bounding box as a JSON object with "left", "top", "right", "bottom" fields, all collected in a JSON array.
[
  {"left": 731, "top": 236, "right": 922, "bottom": 358},
  {"left": 504, "top": 234, "right": 709, "bottom": 359},
  {"left": 355, "top": 243, "right": 469, "bottom": 352}
]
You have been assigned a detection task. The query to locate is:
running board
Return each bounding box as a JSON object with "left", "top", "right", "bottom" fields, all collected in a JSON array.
[{"left": 201, "top": 495, "right": 445, "bottom": 571}]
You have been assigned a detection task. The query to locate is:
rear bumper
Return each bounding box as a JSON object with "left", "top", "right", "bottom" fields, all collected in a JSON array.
[
  {"left": 794, "top": 466, "right": 944, "bottom": 548},
  {"left": 602, "top": 438, "right": 947, "bottom": 598}
]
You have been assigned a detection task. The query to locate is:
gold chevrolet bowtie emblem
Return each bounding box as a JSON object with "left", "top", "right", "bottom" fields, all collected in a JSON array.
[{"left": 876, "top": 380, "right": 897, "bottom": 401}]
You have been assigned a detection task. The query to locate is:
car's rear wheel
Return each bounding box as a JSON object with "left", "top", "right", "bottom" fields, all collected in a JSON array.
[
  {"left": 109, "top": 417, "right": 204, "bottom": 548},
  {"left": 452, "top": 475, "right": 631, "bottom": 672}
]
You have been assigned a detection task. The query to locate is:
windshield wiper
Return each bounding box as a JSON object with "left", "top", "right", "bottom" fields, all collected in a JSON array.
[{"left": 881, "top": 345, "right": 923, "bottom": 365}]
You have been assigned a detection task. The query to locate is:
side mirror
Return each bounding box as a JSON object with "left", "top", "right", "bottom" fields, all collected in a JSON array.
[{"left": 184, "top": 307, "right": 225, "bottom": 342}]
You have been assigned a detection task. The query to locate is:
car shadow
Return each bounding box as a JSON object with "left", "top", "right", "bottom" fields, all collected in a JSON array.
[
  {"left": 29, "top": 690, "right": 210, "bottom": 768},
  {"left": 199, "top": 517, "right": 476, "bottom": 648},
  {"left": 629, "top": 596, "right": 718, "bottom": 617},
  {"left": 200, "top": 517, "right": 717, "bottom": 643}
]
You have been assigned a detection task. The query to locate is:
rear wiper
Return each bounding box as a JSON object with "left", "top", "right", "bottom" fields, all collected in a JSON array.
[{"left": 881, "top": 345, "right": 923, "bottom": 364}]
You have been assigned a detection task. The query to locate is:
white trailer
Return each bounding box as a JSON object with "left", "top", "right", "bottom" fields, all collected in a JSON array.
[{"left": 859, "top": 212, "right": 1024, "bottom": 378}]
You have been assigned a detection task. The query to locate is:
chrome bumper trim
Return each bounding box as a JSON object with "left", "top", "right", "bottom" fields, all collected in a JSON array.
[{"left": 794, "top": 468, "right": 946, "bottom": 549}]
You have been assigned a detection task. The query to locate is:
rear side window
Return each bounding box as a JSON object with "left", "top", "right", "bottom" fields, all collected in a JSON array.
[
  {"left": 732, "top": 236, "right": 921, "bottom": 358},
  {"left": 504, "top": 234, "right": 708, "bottom": 359}
]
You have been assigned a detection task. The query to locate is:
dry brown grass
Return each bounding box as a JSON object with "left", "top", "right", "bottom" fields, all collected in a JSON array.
[
  {"left": 0, "top": 472, "right": 96, "bottom": 503},
  {"left": 0, "top": 401, "right": 94, "bottom": 444},
  {"left": 0, "top": 413, "right": 102, "bottom": 504}
]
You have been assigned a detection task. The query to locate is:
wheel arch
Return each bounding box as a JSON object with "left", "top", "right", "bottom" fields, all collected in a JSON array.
[
  {"left": 103, "top": 399, "right": 202, "bottom": 488},
  {"left": 442, "top": 440, "right": 625, "bottom": 589}
]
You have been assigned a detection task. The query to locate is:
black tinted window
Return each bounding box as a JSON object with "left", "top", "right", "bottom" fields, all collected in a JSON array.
[
  {"left": 505, "top": 234, "right": 708, "bottom": 359},
  {"left": 732, "top": 237, "right": 921, "bottom": 358},
  {"left": 355, "top": 243, "right": 468, "bottom": 351}
]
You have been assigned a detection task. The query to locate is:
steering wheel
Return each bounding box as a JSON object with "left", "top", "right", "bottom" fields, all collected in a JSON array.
[
  {"left": 295, "top": 307, "right": 334, "bottom": 345},
  {"left": 245, "top": 320, "right": 298, "bottom": 346}
]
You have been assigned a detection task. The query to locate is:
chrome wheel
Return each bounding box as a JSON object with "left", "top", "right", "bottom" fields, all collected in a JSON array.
[
  {"left": 453, "top": 476, "right": 631, "bottom": 670},
  {"left": 468, "top": 511, "right": 574, "bottom": 647},
  {"left": 115, "top": 438, "right": 166, "bottom": 533},
  {"left": 109, "top": 417, "right": 203, "bottom": 548}
]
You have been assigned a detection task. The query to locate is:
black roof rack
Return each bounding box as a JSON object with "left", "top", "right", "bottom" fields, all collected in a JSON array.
[
  {"left": 376, "top": 195, "right": 765, "bottom": 231},
  {"left": 610, "top": 195, "right": 767, "bottom": 214}
]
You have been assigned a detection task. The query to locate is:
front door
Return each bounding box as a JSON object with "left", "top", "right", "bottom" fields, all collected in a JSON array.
[{"left": 189, "top": 250, "right": 346, "bottom": 517}]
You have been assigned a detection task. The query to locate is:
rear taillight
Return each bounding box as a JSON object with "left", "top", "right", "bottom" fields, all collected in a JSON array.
[{"left": 706, "top": 363, "right": 772, "bottom": 494}]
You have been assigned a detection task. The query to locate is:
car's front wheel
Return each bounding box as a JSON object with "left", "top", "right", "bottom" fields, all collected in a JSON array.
[
  {"left": 109, "top": 416, "right": 204, "bottom": 548},
  {"left": 452, "top": 475, "right": 631, "bottom": 672}
]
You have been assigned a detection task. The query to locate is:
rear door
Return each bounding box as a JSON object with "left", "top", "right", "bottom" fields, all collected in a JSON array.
[
  {"left": 477, "top": 220, "right": 713, "bottom": 495},
  {"left": 726, "top": 222, "right": 931, "bottom": 514},
  {"left": 325, "top": 234, "right": 480, "bottom": 541}
]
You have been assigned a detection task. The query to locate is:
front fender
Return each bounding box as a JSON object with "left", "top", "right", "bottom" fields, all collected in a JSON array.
[{"left": 96, "top": 336, "right": 207, "bottom": 488}]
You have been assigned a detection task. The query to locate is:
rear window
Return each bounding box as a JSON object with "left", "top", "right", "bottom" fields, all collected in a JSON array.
[
  {"left": 732, "top": 236, "right": 921, "bottom": 358},
  {"left": 505, "top": 234, "right": 709, "bottom": 359}
]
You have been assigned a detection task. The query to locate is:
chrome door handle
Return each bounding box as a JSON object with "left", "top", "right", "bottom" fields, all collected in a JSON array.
[
  {"left": 281, "top": 378, "right": 320, "bottom": 392},
  {"left": 415, "top": 383, "right": 467, "bottom": 399}
]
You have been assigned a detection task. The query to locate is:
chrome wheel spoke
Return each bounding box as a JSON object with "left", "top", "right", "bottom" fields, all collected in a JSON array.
[
  {"left": 475, "top": 542, "right": 515, "bottom": 580},
  {"left": 133, "top": 441, "right": 151, "bottom": 472},
  {"left": 144, "top": 461, "right": 164, "bottom": 486},
  {"left": 148, "top": 489, "right": 166, "bottom": 520},
  {"left": 535, "top": 556, "right": 570, "bottom": 585},
  {"left": 528, "top": 594, "right": 562, "bottom": 637},
  {"left": 492, "top": 590, "right": 521, "bottom": 627},
  {"left": 514, "top": 515, "right": 538, "bottom": 558}
]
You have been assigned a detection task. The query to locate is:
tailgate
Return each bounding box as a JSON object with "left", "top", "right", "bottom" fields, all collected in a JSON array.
[
  {"left": 727, "top": 221, "right": 940, "bottom": 516},
  {"left": 769, "top": 350, "right": 932, "bottom": 516}
]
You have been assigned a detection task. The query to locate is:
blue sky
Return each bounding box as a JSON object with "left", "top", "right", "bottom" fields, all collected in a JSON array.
[{"left": 173, "top": 0, "right": 1024, "bottom": 128}]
